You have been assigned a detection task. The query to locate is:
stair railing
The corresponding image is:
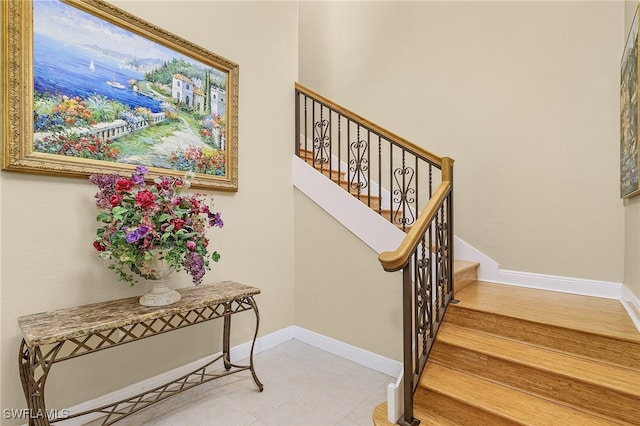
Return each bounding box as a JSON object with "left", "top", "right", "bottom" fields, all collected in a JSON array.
[
  {"left": 378, "top": 160, "right": 454, "bottom": 426},
  {"left": 295, "top": 83, "right": 454, "bottom": 426},
  {"left": 295, "top": 83, "right": 445, "bottom": 231}
]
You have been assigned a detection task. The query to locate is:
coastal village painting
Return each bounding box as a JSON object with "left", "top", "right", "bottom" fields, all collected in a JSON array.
[
  {"left": 621, "top": 5, "right": 640, "bottom": 198},
  {"left": 32, "top": 0, "right": 230, "bottom": 178}
]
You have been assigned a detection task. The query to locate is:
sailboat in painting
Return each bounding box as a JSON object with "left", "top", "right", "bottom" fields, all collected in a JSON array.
[{"left": 106, "top": 73, "right": 126, "bottom": 89}]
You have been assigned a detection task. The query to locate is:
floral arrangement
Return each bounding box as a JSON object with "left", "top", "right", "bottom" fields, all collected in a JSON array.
[{"left": 89, "top": 166, "right": 222, "bottom": 285}]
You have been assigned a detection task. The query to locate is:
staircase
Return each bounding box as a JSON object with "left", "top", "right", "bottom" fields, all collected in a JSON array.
[
  {"left": 374, "top": 265, "right": 640, "bottom": 425},
  {"left": 294, "top": 83, "right": 640, "bottom": 426}
]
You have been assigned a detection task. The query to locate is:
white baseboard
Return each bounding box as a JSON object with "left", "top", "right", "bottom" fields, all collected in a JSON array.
[
  {"left": 621, "top": 284, "right": 640, "bottom": 332},
  {"left": 455, "top": 236, "right": 622, "bottom": 300},
  {"left": 492, "top": 269, "right": 622, "bottom": 300},
  {"left": 290, "top": 326, "right": 402, "bottom": 378},
  {"left": 60, "top": 326, "right": 400, "bottom": 425}
]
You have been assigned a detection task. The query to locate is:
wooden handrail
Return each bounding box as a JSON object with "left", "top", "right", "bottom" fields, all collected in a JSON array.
[
  {"left": 378, "top": 157, "right": 454, "bottom": 272},
  {"left": 296, "top": 82, "right": 444, "bottom": 167}
]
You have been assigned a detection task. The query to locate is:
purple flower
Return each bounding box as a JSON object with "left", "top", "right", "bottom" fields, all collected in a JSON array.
[
  {"left": 132, "top": 166, "right": 148, "bottom": 185},
  {"left": 185, "top": 252, "right": 205, "bottom": 284},
  {"left": 125, "top": 226, "right": 149, "bottom": 243},
  {"left": 89, "top": 174, "right": 118, "bottom": 190},
  {"left": 208, "top": 212, "right": 223, "bottom": 228},
  {"left": 89, "top": 174, "right": 119, "bottom": 209},
  {"left": 135, "top": 166, "right": 148, "bottom": 175}
]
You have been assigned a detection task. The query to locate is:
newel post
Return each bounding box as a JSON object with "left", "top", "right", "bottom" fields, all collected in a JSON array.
[{"left": 401, "top": 265, "right": 419, "bottom": 426}]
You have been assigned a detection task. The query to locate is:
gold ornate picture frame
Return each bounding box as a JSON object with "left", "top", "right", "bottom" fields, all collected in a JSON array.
[{"left": 2, "top": 0, "right": 239, "bottom": 191}]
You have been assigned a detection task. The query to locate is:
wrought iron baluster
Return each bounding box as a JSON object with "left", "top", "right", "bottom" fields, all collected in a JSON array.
[
  {"left": 429, "top": 164, "right": 433, "bottom": 199},
  {"left": 367, "top": 132, "right": 371, "bottom": 207},
  {"left": 392, "top": 150, "right": 416, "bottom": 230},
  {"left": 415, "top": 155, "right": 419, "bottom": 223},
  {"left": 349, "top": 126, "right": 369, "bottom": 195},
  {"left": 338, "top": 113, "right": 342, "bottom": 181},
  {"left": 303, "top": 95, "right": 308, "bottom": 154},
  {"left": 313, "top": 107, "right": 330, "bottom": 170},
  {"left": 378, "top": 136, "right": 382, "bottom": 214}
]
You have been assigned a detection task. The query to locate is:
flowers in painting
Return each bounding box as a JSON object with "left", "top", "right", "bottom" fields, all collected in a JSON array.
[{"left": 90, "top": 166, "right": 222, "bottom": 285}]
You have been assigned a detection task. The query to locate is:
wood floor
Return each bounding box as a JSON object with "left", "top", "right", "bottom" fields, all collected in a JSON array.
[{"left": 373, "top": 274, "right": 640, "bottom": 425}]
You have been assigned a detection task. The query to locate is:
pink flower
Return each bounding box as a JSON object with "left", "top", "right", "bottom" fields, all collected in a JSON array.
[{"left": 186, "top": 241, "right": 196, "bottom": 251}]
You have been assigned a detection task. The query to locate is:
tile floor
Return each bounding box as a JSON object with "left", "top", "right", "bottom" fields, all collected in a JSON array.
[{"left": 109, "top": 339, "right": 394, "bottom": 426}]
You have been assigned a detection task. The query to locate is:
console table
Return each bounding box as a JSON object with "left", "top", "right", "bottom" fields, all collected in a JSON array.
[{"left": 17, "top": 281, "right": 263, "bottom": 426}]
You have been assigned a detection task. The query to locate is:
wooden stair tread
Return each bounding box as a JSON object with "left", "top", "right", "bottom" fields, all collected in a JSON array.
[
  {"left": 373, "top": 402, "right": 465, "bottom": 426},
  {"left": 453, "top": 260, "right": 479, "bottom": 294},
  {"left": 418, "top": 363, "right": 622, "bottom": 425},
  {"left": 411, "top": 405, "right": 465, "bottom": 426},
  {"left": 435, "top": 322, "right": 640, "bottom": 395},
  {"left": 372, "top": 403, "right": 395, "bottom": 426},
  {"left": 454, "top": 260, "right": 479, "bottom": 274},
  {"left": 453, "top": 260, "right": 479, "bottom": 275},
  {"left": 454, "top": 281, "right": 640, "bottom": 342}
]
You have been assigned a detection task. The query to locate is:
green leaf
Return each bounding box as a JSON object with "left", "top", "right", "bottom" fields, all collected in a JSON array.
[
  {"left": 212, "top": 251, "right": 220, "bottom": 262},
  {"left": 157, "top": 213, "right": 172, "bottom": 223},
  {"left": 112, "top": 206, "right": 128, "bottom": 216},
  {"left": 178, "top": 232, "right": 197, "bottom": 239},
  {"left": 97, "top": 211, "right": 110, "bottom": 223}
]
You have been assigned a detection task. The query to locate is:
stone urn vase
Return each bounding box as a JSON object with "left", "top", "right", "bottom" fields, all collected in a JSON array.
[{"left": 138, "top": 251, "right": 181, "bottom": 307}]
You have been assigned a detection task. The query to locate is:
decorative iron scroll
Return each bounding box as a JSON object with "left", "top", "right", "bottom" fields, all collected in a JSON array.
[
  {"left": 313, "top": 118, "right": 330, "bottom": 166},
  {"left": 436, "top": 207, "right": 450, "bottom": 322},
  {"left": 349, "top": 139, "right": 369, "bottom": 192},
  {"left": 416, "top": 249, "right": 433, "bottom": 354},
  {"left": 393, "top": 166, "right": 416, "bottom": 227}
]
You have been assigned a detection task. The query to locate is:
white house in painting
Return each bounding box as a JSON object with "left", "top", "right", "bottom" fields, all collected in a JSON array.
[
  {"left": 171, "top": 73, "right": 224, "bottom": 117},
  {"left": 193, "top": 87, "right": 205, "bottom": 113},
  {"left": 171, "top": 74, "right": 195, "bottom": 107},
  {"left": 210, "top": 86, "right": 226, "bottom": 117}
]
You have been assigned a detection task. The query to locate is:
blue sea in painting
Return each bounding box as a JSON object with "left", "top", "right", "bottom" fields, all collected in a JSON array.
[{"left": 33, "top": 34, "right": 163, "bottom": 113}]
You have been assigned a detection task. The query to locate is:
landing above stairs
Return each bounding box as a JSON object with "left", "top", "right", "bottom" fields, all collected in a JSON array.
[{"left": 450, "top": 281, "right": 640, "bottom": 369}]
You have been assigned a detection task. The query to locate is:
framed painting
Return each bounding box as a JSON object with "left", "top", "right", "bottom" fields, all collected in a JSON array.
[
  {"left": 621, "top": 5, "right": 640, "bottom": 199},
  {"left": 2, "top": 0, "right": 239, "bottom": 191}
]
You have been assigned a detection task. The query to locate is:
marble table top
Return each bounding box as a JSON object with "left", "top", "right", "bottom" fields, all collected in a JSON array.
[{"left": 18, "top": 281, "right": 260, "bottom": 348}]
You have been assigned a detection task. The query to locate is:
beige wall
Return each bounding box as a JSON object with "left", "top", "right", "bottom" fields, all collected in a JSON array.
[
  {"left": 1, "top": 0, "right": 636, "bottom": 421},
  {"left": 298, "top": 1, "right": 625, "bottom": 285},
  {"left": 294, "top": 190, "right": 403, "bottom": 361},
  {"left": 1, "top": 1, "right": 297, "bottom": 420},
  {"left": 624, "top": 3, "right": 640, "bottom": 300}
]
